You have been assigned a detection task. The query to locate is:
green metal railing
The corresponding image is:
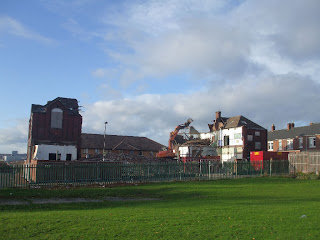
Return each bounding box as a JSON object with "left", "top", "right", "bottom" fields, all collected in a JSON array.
[{"left": 0, "top": 160, "right": 291, "bottom": 188}]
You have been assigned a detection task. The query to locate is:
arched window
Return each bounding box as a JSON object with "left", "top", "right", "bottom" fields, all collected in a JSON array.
[{"left": 51, "top": 108, "right": 63, "bottom": 128}]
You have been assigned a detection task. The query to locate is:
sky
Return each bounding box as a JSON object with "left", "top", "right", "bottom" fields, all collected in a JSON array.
[{"left": 0, "top": 0, "right": 320, "bottom": 154}]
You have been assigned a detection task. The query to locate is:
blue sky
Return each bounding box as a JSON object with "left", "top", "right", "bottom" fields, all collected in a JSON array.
[{"left": 1, "top": 0, "right": 320, "bottom": 153}]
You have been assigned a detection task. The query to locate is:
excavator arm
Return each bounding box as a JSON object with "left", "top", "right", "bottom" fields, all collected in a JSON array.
[{"left": 157, "top": 118, "right": 193, "bottom": 158}]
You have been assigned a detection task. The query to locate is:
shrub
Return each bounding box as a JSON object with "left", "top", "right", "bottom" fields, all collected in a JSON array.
[{"left": 295, "top": 172, "right": 319, "bottom": 180}]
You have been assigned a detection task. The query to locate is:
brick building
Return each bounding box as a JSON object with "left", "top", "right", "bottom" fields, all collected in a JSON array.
[
  {"left": 268, "top": 122, "right": 320, "bottom": 152},
  {"left": 81, "top": 133, "right": 165, "bottom": 159},
  {"left": 208, "top": 111, "right": 267, "bottom": 162},
  {"left": 27, "top": 97, "right": 82, "bottom": 163}
]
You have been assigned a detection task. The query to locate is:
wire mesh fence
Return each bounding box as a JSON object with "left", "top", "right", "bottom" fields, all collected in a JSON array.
[{"left": 0, "top": 160, "right": 292, "bottom": 188}]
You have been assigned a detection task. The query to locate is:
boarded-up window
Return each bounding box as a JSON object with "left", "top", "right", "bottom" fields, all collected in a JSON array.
[
  {"left": 49, "top": 153, "right": 56, "bottom": 160},
  {"left": 66, "top": 154, "right": 72, "bottom": 161},
  {"left": 49, "top": 153, "right": 61, "bottom": 160},
  {"left": 51, "top": 108, "right": 63, "bottom": 128}
]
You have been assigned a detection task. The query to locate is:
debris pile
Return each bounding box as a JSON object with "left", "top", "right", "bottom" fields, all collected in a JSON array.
[
  {"left": 80, "top": 152, "right": 174, "bottom": 163},
  {"left": 181, "top": 139, "right": 211, "bottom": 146}
]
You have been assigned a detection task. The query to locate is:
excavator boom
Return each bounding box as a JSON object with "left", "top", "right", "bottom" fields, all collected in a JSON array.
[{"left": 157, "top": 118, "right": 193, "bottom": 158}]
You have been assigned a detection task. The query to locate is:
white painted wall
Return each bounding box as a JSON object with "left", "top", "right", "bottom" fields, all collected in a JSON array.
[
  {"left": 221, "top": 147, "right": 243, "bottom": 162},
  {"left": 34, "top": 144, "right": 77, "bottom": 161},
  {"left": 179, "top": 145, "right": 217, "bottom": 157},
  {"left": 218, "top": 127, "right": 243, "bottom": 146},
  {"left": 217, "top": 127, "right": 244, "bottom": 162},
  {"left": 200, "top": 132, "right": 214, "bottom": 140},
  {"left": 179, "top": 146, "right": 190, "bottom": 157}
]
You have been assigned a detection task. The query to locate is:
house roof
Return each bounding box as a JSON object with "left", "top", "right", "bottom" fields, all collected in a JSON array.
[
  {"left": 189, "top": 126, "right": 200, "bottom": 134},
  {"left": 268, "top": 123, "right": 320, "bottom": 141},
  {"left": 31, "top": 97, "right": 80, "bottom": 115},
  {"left": 81, "top": 133, "right": 165, "bottom": 152},
  {"left": 224, "top": 115, "right": 266, "bottom": 130}
]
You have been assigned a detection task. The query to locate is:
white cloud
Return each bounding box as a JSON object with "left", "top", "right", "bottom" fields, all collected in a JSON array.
[
  {"left": 0, "top": 16, "right": 56, "bottom": 44},
  {"left": 92, "top": 68, "right": 108, "bottom": 78},
  {"left": 83, "top": 72, "right": 320, "bottom": 145},
  {"left": 95, "top": 0, "right": 320, "bottom": 88},
  {"left": 233, "top": 0, "right": 320, "bottom": 61},
  {"left": 2, "top": 0, "right": 320, "bottom": 153},
  {"left": 0, "top": 118, "right": 28, "bottom": 154}
]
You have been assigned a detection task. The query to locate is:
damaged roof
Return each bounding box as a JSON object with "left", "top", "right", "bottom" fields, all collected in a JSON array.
[
  {"left": 189, "top": 126, "right": 200, "bottom": 134},
  {"left": 181, "top": 139, "right": 211, "bottom": 146},
  {"left": 268, "top": 123, "right": 320, "bottom": 141},
  {"left": 224, "top": 115, "right": 266, "bottom": 130},
  {"left": 81, "top": 133, "right": 165, "bottom": 151},
  {"left": 31, "top": 97, "right": 80, "bottom": 115}
]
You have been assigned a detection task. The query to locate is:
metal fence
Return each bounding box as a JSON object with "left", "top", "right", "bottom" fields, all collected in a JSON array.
[{"left": 0, "top": 160, "right": 291, "bottom": 188}]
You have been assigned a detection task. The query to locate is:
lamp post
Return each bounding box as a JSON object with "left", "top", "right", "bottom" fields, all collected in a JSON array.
[{"left": 103, "top": 121, "right": 108, "bottom": 162}]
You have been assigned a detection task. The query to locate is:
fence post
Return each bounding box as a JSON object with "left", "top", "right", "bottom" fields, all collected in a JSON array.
[
  {"left": 270, "top": 158, "right": 272, "bottom": 176},
  {"left": 199, "top": 160, "right": 201, "bottom": 180},
  {"left": 261, "top": 160, "right": 263, "bottom": 176},
  {"left": 235, "top": 160, "right": 238, "bottom": 178}
]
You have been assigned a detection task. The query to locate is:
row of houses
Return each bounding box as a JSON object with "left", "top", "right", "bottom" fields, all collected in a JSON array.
[
  {"left": 268, "top": 122, "right": 320, "bottom": 152},
  {"left": 26, "top": 97, "right": 320, "bottom": 163},
  {"left": 177, "top": 111, "right": 320, "bottom": 162}
]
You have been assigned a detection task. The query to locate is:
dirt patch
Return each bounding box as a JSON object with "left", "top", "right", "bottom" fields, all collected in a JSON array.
[
  {"left": 0, "top": 199, "right": 30, "bottom": 205},
  {"left": 30, "top": 198, "right": 103, "bottom": 204}
]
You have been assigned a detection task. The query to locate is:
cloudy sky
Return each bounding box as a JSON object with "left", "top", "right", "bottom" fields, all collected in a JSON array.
[{"left": 1, "top": 0, "right": 320, "bottom": 153}]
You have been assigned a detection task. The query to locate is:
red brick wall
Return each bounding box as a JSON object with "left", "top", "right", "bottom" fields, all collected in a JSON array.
[
  {"left": 243, "top": 127, "right": 267, "bottom": 159},
  {"left": 31, "top": 101, "right": 82, "bottom": 143},
  {"left": 271, "top": 135, "right": 320, "bottom": 152},
  {"left": 28, "top": 101, "right": 82, "bottom": 161}
]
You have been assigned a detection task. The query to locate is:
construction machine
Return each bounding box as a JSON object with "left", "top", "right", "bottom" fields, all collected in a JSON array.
[{"left": 156, "top": 118, "right": 193, "bottom": 158}]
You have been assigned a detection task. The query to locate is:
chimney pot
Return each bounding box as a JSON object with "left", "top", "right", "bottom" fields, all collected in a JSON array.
[{"left": 271, "top": 124, "right": 275, "bottom": 132}]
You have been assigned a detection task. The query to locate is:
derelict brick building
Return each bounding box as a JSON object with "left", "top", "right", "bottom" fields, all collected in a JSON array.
[{"left": 27, "top": 97, "right": 82, "bottom": 162}]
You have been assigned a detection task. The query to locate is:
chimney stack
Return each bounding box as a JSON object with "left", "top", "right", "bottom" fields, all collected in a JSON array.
[
  {"left": 291, "top": 122, "right": 294, "bottom": 128},
  {"left": 271, "top": 124, "right": 275, "bottom": 132},
  {"left": 215, "top": 111, "right": 221, "bottom": 120},
  {"left": 287, "top": 123, "right": 292, "bottom": 130}
]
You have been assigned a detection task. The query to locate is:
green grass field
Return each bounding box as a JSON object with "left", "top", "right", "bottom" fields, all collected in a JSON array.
[{"left": 0, "top": 177, "right": 320, "bottom": 239}]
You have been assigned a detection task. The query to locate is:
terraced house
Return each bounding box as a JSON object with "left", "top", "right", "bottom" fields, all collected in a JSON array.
[{"left": 268, "top": 123, "right": 320, "bottom": 152}]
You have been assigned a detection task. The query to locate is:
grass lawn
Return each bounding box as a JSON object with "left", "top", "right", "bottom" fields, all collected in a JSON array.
[{"left": 0, "top": 177, "right": 320, "bottom": 239}]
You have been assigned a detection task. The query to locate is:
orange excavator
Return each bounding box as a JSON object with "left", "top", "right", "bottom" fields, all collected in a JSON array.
[{"left": 156, "top": 118, "right": 193, "bottom": 158}]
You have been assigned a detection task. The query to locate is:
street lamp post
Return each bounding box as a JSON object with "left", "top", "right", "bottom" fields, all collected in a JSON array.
[{"left": 103, "top": 121, "right": 108, "bottom": 162}]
